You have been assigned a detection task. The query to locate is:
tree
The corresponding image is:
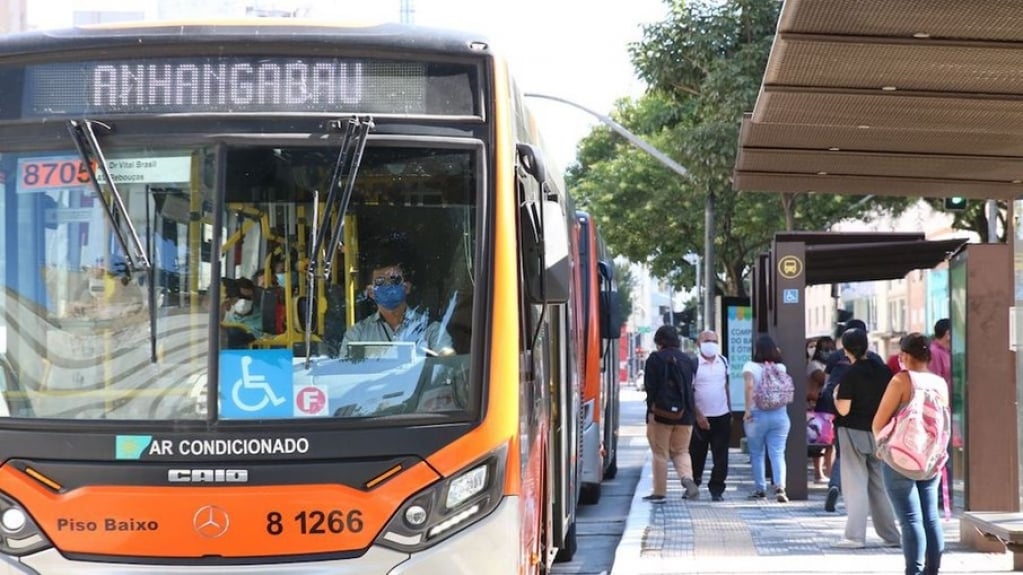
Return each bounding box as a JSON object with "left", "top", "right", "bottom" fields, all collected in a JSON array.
[{"left": 567, "top": 0, "right": 912, "bottom": 297}]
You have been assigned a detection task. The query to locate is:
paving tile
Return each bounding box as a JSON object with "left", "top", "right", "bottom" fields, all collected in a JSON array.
[{"left": 613, "top": 447, "right": 1015, "bottom": 574}]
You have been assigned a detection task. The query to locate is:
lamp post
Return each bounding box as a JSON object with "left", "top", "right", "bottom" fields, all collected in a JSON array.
[
  {"left": 522, "top": 93, "right": 713, "bottom": 327},
  {"left": 683, "top": 252, "right": 701, "bottom": 331}
]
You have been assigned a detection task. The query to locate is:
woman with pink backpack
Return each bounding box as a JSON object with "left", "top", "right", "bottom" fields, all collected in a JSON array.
[{"left": 874, "top": 333, "right": 952, "bottom": 575}]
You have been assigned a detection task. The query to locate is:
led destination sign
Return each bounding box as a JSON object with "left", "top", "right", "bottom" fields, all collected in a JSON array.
[{"left": 22, "top": 57, "right": 476, "bottom": 117}]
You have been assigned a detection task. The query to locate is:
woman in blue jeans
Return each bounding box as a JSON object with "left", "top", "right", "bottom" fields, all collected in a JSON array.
[
  {"left": 873, "top": 333, "right": 950, "bottom": 575},
  {"left": 742, "top": 335, "right": 792, "bottom": 502}
]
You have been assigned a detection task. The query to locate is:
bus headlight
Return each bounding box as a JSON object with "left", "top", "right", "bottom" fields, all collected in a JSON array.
[
  {"left": 445, "top": 465, "right": 487, "bottom": 509},
  {"left": 376, "top": 443, "right": 507, "bottom": 553},
  {"left": 0, "top": 493, "right": 51, "bottom": 556}
]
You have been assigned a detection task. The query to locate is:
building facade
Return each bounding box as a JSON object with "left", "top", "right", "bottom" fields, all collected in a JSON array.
[{"left": 1, "top": 0, "right": 28, "bottom": 33}]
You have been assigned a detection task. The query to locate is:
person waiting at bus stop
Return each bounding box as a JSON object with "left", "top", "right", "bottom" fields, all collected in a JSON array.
[
  {"left": 339, "top": 253, "right": 454, "bottom": 358},
  {"left": 831, "top": 327, "right": 901, "bottom": 549},
  {"left": 642, "top": 325, "right": 700, "bottom": 503}
]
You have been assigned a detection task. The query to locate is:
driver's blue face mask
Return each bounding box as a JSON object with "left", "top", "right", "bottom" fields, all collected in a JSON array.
[{"left": 372, "top": 283, "right": 406, "bottom": 310}]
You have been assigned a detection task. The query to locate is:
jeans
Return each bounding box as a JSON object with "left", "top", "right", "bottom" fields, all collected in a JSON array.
[
  {"left": 883, "top": 464, "right": 943, "bottom": 575},
  {"left": 828, "top": 434, "right": 842, "bottom": 491},
  {"left": 743, "top": 407, "right": 790, "bottom": 492},
  {"left": 690, "top": 413, "right": 732, "bottom": 497}
]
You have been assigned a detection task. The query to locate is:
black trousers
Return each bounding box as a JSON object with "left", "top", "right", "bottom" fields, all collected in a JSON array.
[{"left": 690, "top": 413, "right": 732, "bottom": 496}]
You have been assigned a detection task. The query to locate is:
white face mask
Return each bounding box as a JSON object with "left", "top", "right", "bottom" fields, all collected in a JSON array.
[
  {"left": 232, "top": 299, "right": 253, "bottom": 315},
  {"left": 699, "top": 341, "right": 719, "bottom": 357},
  {"left": 807, "top": 345, "right": 816, "bottom": 358}
]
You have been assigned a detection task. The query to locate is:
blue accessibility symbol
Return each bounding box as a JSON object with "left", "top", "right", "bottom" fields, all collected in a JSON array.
[
  {"left": 219, "top": 349, "right": 293, "bottom": 419},
  {"left": 783, "top": 289, "right": 800, "bottom": 304}
]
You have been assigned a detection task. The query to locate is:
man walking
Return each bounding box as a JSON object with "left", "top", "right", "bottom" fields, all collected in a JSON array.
[{"left": 689, "top": 330, "right": 732, "bottom": 501}]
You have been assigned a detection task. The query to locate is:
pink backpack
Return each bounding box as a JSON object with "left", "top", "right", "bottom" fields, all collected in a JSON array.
[
  {"left": 875, "top": 371, "right": 951, "bottom": 481},
  {"left": 753, "top": 362, "right": 794, "bottom": 410}
]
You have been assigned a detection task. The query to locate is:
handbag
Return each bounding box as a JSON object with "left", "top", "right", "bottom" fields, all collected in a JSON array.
[{"left": 806, "top": 411, "right": 834, "bottom": 447}]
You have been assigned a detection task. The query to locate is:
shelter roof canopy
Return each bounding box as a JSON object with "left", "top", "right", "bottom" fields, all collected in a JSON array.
[{"left": 734, "top": 0, "right": 1023, "bottom": 200}]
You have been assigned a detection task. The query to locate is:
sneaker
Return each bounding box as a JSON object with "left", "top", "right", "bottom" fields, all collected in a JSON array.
[
  {"left": 748, "top": 490, "right": 767, "bottom": 500},
  {"left": 825, "top": 486, "right": 840, "bottom": 512},
  {"left": 681, "top": 477, "right": 700, "bottom": 499},
  {"left": 775, "top": 487, "right": 789, "bottom": 503},
  {"left": 642, "top": 494, "right": 666, "bottom": 504},
  {"left": 711, "top": 494, "right": 724, "bottom": 502},
  {"left": 831, "top": 539, "right": 865, "bottom": 549},
  {"left": 881, "top": 539, "right": 901, "bottom": 548}
]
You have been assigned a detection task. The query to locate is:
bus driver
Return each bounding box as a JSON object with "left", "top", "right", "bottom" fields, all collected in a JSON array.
[{"left": 339, "top": 255, "right": 454, "bottom": 358}]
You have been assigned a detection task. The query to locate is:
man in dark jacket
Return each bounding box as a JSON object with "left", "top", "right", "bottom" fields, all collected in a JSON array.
[{"left": 642, "top": 325, "right": 700, "bottom": 502}]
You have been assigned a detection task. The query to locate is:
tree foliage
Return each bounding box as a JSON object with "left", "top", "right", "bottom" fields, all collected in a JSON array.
[{"left": 566, "top": 0, "right": 913, "bottom": 297}]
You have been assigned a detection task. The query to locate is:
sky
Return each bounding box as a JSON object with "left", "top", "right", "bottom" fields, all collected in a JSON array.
[{"left": 27, "top": 0, "right": 669, "bottom": 170}]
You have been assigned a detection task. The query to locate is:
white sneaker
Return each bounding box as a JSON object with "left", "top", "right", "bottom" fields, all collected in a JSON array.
[{"left": 831, "top": 539, "right": 865, "bottom": 549}]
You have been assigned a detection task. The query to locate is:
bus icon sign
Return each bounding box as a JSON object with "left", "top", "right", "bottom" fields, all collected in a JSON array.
[
  {"left": 777, "top": 255, "right": 803, "bottom": 279},
  {"left": 294, "top": 385, "right": 329, "bottom": 416}
]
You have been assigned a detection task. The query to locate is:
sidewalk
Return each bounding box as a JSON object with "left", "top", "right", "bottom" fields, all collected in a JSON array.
[{"left": 611, "top": 442, "right": 1014, "bottom": 574}]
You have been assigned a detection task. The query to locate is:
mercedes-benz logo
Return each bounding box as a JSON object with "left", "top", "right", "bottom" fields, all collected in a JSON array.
[{"left": 193, "top": 504, "right": 230, "bottom": 538}]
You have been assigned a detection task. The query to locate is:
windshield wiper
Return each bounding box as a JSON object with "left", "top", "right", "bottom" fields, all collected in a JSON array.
[
  {"left": 305, "top": 116, "right": 373, "bottom": 367},
  {"left": 67, "top": 120, "right": 158, "bottom": 364},
  {"left": 66, "top": 120, "right": 151, "bottom": 272}
]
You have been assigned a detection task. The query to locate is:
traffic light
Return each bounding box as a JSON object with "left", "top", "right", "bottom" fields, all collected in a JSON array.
[
  {"left": 944, "top": 197, "right": 967, "bottom": 211},
  {"left": 672, "top": 309, "right": 694, "bottom": 338},
  {"left": 659, "top": 305, "right": 671, "bottom": 326},
  {"left": 834, "top": 309, "right": 853, "bottom": 339}
]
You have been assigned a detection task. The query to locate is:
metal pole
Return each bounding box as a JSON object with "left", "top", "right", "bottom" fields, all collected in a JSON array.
[
  {"left": 695, "top": 256, "right": 701, "bottom": 331},
  {"left": 523, "top": 93, "right": 689, "bottom": 180},
  {"left": 704, "top": 191, "right": 715, "bottom": 331},
  {"left": 523, "top": 93, "right": 714, "bottom": 329}
]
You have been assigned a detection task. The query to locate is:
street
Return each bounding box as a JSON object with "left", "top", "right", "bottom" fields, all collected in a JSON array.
[{"left": 552, "top": 386, "right": 647, "bottom": 575}]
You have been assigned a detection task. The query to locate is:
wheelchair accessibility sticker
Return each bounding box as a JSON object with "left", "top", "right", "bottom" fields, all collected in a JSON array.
[
  {"left": 783, "top": 288, "right": 800, "bottom": 304},
  {"left": 219, "top": 349, "right": 293, "bottom": 419}
]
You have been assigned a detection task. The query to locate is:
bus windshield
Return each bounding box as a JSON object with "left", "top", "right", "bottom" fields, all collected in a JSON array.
[{"left": 0, "top": 140, "right": 477, "bottom": 422}]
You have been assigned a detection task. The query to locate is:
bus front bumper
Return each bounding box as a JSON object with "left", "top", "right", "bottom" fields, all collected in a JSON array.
[{"left": 4, "top": 497, "right": 521, "bottom": 575}]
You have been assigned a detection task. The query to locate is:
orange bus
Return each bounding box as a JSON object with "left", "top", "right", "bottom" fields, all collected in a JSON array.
[
  {"left": 575, "top": 211, "right": 621, "bottom": 505},
  {"left": 0, "top": 20, "right": 587, "bottom": 573}
]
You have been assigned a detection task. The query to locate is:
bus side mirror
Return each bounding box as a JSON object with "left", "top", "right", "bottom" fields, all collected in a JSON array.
[
  {"left": 540, "top": 200, "right": 570, "bottom": 303},
  {"left": 521, "top": 199, "right": 570, "bottom": 304},
  {"left": 516, "top": 143, "right": 547, "bottom": 185},
  {"left": 597, "top": 260, "right": 622, "bottom": 339}
]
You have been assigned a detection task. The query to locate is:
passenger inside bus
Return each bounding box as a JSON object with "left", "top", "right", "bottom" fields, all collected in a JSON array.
[
  {"left": 339, "top": 250, "right": 454, "bottom": 359},
  {"left": 253, "top": 258, "right": 286, "bottom": 335},
  {"left": 221, "top": 277, "right": 263, "bottom": 347}
]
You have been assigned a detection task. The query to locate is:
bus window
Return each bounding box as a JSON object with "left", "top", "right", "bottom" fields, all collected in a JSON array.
[
  {"left": 0, "top": 148, "right": 214, "bottom": 419},
  {"left": 217, "top": 145, "right": 478, "bottom": 421}
]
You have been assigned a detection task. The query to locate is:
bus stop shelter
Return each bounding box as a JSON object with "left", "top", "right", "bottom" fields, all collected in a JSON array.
[
  {"left": 733, "top": 0, "right": 1023, "bottom": 549},
  {"left": 752, "top": 232, "right": 966, "bottom": 501}
]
